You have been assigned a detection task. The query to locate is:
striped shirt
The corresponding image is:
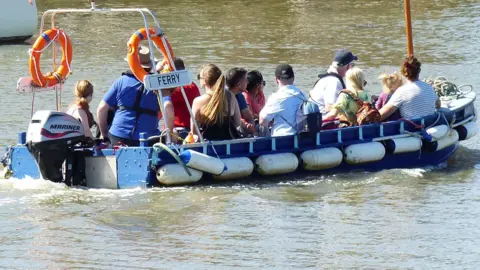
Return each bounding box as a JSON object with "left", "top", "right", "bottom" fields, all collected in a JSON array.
[{"left": 387, "top": 80, "right": 437, "bottom": 119}]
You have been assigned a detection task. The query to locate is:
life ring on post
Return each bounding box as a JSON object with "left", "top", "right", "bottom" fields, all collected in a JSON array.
[
  {"left": 29, "top": 28, "right": 73, "bottom": 87},
  {"left": 127, "top": 28, "right": 175, "bottom": 82}
]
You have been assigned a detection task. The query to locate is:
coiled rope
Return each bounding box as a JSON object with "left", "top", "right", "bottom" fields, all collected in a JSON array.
[{"left": 424, "top": 76, "right": 473, "bottom": 100}]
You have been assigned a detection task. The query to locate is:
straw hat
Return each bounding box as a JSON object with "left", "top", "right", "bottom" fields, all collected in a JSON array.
[{"left": 124, "top": 45, "right": 158, "bottom": 69}]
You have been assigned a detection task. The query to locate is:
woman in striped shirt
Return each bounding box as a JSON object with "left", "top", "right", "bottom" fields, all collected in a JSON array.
[{"left": 379, "top": 56, "right": 440, "bottom": 120}]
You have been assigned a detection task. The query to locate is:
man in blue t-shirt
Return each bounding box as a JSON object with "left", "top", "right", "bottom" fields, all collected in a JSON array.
[{"left": 96, "top": 46, "right": 174, "bottom": 146}]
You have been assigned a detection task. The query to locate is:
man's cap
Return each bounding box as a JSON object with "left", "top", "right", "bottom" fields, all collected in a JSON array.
[
  {"left": 333, "top": 49, "right": 358, "bottom": 66},
  {"left": 124, "top": 45, "right": 158, "bottom": 69},
  {"left": 275, "top": 64, "right": 294, "bottom": 79}
]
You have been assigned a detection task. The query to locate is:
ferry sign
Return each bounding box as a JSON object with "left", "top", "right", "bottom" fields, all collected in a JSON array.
[{"left": 144, "top": 70, "right": 192, "bottom": 91}]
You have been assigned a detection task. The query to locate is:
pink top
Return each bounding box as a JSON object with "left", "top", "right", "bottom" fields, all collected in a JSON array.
[{"left": 242, "top": 90, "right": 266, "bottom": 117}]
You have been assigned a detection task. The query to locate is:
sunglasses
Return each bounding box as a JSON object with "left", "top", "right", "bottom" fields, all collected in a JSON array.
[
  {"left": 261, "top": 80, "right": 266, "bottom": 86},
  {"left": 197, "top": 74, "right": 203, "bottom": 80}
]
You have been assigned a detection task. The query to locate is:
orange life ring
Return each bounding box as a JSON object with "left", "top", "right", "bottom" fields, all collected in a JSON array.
[
  {"left": 127, "top": 28, "right": 175, "bottom": 82},
  {"left": 29, "top": 28, "right": 73, "bottom": 87}
]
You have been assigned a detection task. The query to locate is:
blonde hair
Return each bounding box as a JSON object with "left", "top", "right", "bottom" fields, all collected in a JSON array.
[
  {"left": 198, "top": 64, "right": 227, "bottom": 125},
  {"left": 378, "top": 72, "right": 403, "bottom": 94},
  {"left": 74, "top": 80, "right": 94, "bottom": 127},
  {"left": 345, "top": 67, "right": 366, "bottom": 92}
]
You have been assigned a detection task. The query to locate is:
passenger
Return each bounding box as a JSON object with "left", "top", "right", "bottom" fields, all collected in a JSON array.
[
  {"left": 243, "top": 70, "right": 266, "bottom": 119},
  {"left": 259, "top": 64, "right": 307, "bottom": 136},
  {"left": 97, "top": 46, "right": 174, "bottom": 146},
  {"left": 66, "top": 80, "right": 95, "bottom": 138},
  {"left": 156, "top": 58, "right": 201, "bottom": 138},
  {"left": 324, "top": 67, "right": 369, "bottom": 126},
  {"left": 226, "top": 68, "right": 254, "bottom": 123},
  {"left": 310, "top": 49, "right": 358, "bottom": 113},
  {"left": 376, "top": 72, "right": 403, "bottom": 121},
  {"left": 380, "top": 56, "right": 440, "bottom": 120},
  {"left": 191, "top": 64, "right": 242, "bottom": 141},
  {"left": 226, "top": 67, "right": 256, "bottom": 134}
]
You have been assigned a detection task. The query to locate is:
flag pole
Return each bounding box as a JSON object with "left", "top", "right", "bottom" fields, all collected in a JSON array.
[{"left": 404, "top": 0, "right": 414, "bottom": 56}]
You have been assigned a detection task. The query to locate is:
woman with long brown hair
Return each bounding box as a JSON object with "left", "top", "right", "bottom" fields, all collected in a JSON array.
[
  {"left": 66, "top": 80, "right": 95, "bottom": 138},
  {"left": 190, "top": 64, "right": 242, "bottom": 141}
]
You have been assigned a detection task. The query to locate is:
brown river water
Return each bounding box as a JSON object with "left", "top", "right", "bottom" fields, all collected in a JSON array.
[{"left": 0, "top": 0, "right": 480, "bottom": 268}]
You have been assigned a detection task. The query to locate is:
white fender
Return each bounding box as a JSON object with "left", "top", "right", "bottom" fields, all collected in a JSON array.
[
  {"left": 255, "top": 153, "right": 298, "bottom": 176},
  {"left": 156, "top": 164, "right": 203, "bottom": 185},
  {"left": 300, "top": 147, "right": 343, "bottom": 170},
  {"left": 344, "top": 142, "right": 386, "bottom": 164},
  {"left": 384, "top": 137, "right": 422, "bottom": 154},
  {"left": 435, "top": 129, "right": 459, "bottom": 151},
  {"left": 455, "top": 121, "right": 478, "bottom": 141},
  {"left": 213, "top": 157, "right": 254, "bottom": 180},
  {"left": 426, "top": 125, "right": 449, "bottom": 140},
  {"left": 179, "top": 150, "right": 225, "bottom": 175}
]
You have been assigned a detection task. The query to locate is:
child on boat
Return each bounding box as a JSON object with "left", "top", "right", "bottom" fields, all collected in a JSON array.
[
  {"left": 66, "top": 80, "right": 95, "bottom": 138},
  {"left": 376, "top": 72, "right": 403, "bottom": 121}
]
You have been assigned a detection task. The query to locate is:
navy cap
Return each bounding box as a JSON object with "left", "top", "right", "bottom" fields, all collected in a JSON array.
[
  {"left": 333, "top": 49, "right": 358, "bottom": 66},
  {"left": 275, "top": 64, "right": 294, "bottom": 79}
]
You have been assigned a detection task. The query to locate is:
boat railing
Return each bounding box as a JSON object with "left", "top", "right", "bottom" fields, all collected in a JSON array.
[{"left": 34, "top": 0, "right": 201, "bottom": 144}]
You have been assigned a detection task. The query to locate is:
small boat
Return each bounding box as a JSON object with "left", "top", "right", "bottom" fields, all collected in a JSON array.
[
  {"left": 2, "top": 1, "right": 478, "bottom": 189},
  {"left": 0, "top": 0, "right": 37, "bottom": 43}
]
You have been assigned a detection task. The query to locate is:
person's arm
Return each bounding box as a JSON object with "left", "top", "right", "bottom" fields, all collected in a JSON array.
[
  {"left": 97, "top": 80, "right": 119, "bottom": 141},
  {"left": 97, "top": 101, "right": 111, "bottom": 140},
  {"left": 236, "top": 93, "right": 253, "bottom": 122},
  {"left": 380, "top": 88, "right": 403, "bottom": 121},
  {"left": 324, "top": 92, "right": 348, "bottom": 121},
  {"left": 241, "top": 108, "right": 254, "bottom": 123},
  {"left": 324, "top": 79, "right": 343, "bottom": 112},
  {"left": 162, "top": 96, "right": 177, "bottom": 144},
  {"left": 231, "top": 92, "right": 242, "bottom": 129},
  {"left": 379, "top": 104, "right": 399, "bottom": 121},
  {"left": 76, "top": 109, "right": 94, "bottom": 138},
  {"left": 259, "top": 96, "right": 279, "bottom": 127},
  {"left": 323, "top": 108, "right": 339, "bottom": 121},
  {"left": 375, "top": 94, "right": 386, "bottom": 110},
  {"left": 190, "top": 97, "right": 201, "bottom": 136}
]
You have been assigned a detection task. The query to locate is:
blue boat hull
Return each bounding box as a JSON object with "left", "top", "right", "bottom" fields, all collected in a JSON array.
[
  {"left": 7, "top": 140, "right": 457, "bottom": 189},
  {"left": 5, "top": 93, "right": 475, "bottom": 189}
]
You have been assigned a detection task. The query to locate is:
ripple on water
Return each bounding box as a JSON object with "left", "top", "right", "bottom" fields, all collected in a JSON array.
[{"left": 1, "top": 0, "right": 480, "bottom": 268}]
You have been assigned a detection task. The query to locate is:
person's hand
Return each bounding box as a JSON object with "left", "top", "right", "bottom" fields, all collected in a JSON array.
[
  {"left": 83, "top": 137, "right": 94, "bottom": 147},
  {"left": 246, "top": 123, "right": 256, "bottom": 134},
  {"left": 170, "top": 129, "right": 179, "bottom": 144},
  {"left": 322, "top": 115, "right": 336, "bottom": 122}
]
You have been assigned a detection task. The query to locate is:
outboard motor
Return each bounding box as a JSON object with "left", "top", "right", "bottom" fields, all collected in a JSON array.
[{"left": 26, "top": 110, "right": 85, "bottom": 183}]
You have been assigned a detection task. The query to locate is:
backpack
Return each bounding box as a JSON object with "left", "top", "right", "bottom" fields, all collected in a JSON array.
[
  {"left": 295, "top": 99, "right": 322, "bottom": 134},
  {"left": 277, "top": 94, "right": 322, "bottom": 135},
  {"left": 339, "top": 90, "right": 381, "bottom": 126}
]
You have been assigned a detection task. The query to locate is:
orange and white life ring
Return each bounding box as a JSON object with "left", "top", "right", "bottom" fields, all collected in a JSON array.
[
  {"left": 29, "top": 28, "right": 73, "bottom": 87},
  {"left": 127, "top": 28, "right": 175, "bottom": 82}
]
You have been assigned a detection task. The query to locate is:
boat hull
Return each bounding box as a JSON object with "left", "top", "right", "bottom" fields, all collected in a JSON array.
[
  {"left": 5, "top": 88, "right": 476, "bottom": 189},
  {"left": 0, "top": 0, "right": 37, "bottom": 43},
  {"left": 8, "top": 143, "right": 458, "bottom": 188}
]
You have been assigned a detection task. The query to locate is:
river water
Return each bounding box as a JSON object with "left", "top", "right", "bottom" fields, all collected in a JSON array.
[{"left": 0, "top": 0, "right": 480, "bottom": 268}]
